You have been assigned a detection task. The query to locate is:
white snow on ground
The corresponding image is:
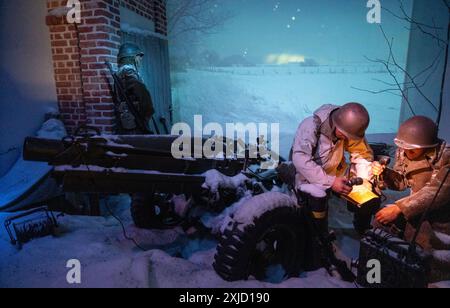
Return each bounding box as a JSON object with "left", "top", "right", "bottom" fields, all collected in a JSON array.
[
  {"left": 0, "top": 194, "right": 355, "bottom": 288},
  {"left": 0, "top": 119, "right": 66, "bottom": 210},
  {"left": 0, "top": 193, "right": 351, "bottom": 288},
  {"left": 1, "top": 189, "right": 449, "bottom": 288},
  {"left": 0, "top": 160, "right": 52, "bottom": 210},
  {"left": 172, "top": 67, "right": 404, "bottom": 158}
]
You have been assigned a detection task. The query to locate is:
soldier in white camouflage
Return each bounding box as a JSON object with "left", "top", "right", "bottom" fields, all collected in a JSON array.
[{"left": 292, "top": 103, "right": 378, "bottom": 237}]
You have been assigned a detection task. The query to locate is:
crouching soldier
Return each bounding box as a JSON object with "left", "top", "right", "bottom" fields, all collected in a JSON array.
[
  {"left": 373, "top": 116, "right": 450, "bottom": 282},
  {"left": 292, "top": 103, "right": 378, "bottom": 237}
]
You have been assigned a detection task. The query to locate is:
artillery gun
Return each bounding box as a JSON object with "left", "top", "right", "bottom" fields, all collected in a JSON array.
[{"left": 22, "top": 130, "right": 392, "bottom": 283}]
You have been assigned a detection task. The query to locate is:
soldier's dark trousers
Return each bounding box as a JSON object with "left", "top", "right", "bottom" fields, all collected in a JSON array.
[
  {"left": 297, "top": 191, "right": 330, "bottom": 271},
  {"left": 298, "top": 192, "right": 329, "bottom": 237}
]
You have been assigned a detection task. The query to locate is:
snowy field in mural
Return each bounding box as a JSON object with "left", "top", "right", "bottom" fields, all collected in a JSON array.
[{"left": 172, "top": 66, "right": 404, "bottom": 157}]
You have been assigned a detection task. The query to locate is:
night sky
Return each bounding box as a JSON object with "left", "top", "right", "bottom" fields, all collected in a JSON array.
[{"left": 201, "top": 0, "right": 413, "bottom": 65}]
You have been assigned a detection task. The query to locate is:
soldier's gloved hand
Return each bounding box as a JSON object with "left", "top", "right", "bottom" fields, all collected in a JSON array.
[
  {"left": 332, "top": 177, "right": 353, "bottom": 195},
  {"left": 371, "top": 161, "right": 386, "bottom": 177}
]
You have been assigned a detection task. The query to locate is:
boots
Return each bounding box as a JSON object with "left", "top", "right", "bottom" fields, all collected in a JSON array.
[
  {"left": 307, "top": 195, "right": 330, "bottom": 238},
  {"left": 300, "top": 193, "right": 331, "bottom": 271}
]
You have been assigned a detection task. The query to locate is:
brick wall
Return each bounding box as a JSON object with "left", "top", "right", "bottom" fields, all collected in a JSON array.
[
  {"left": 120, "top": 0, "right": 167, "bottom": 35},
  {"left": 152, "top": 0, "right": 168, "bottom": 36},
  {"left": 46, "top": 0, "right": 168, "bottom": 133}
]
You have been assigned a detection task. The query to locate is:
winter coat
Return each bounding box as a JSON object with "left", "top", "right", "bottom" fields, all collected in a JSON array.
[
  {"left": 292, "top": 104, "right": 374, "bottom": 193},
  {"left": 115, "top": 64, "right": 155, "bottom": 134},
  {"left": 383, "top": 142, "right": 450, "bottom": 282}
]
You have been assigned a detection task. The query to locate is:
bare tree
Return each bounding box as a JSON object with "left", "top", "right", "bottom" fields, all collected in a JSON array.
[
  {"left": 383, "top": 0, "right": 448, "bottom": 47},
  {"left": 352, "top": 0, "right": 449, "bottom": 123},
  {"left": 166, "top": 0, "right": 234, "bottom": 69},
  {"left": 166, "top": 0, "right": 233, "bottom": 40}
]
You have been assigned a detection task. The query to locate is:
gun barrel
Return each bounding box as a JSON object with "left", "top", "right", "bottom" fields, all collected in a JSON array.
[{"left": 23, "top": 137, "right": 66, "bottom": 163}]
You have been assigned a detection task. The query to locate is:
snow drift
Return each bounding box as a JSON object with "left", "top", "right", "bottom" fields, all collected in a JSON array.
[{"left": 0, "top": 118, "right": 66, "bottom": 211}]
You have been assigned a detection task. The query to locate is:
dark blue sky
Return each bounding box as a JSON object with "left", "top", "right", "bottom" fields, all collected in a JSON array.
[{"left": 201, "top": 0, "right": 413, "bottom": 65}]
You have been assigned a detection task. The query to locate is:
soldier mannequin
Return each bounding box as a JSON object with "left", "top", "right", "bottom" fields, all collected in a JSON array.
[
  {"left": 115, "top": 43, "right": 155, "bottom": 134},
  {"left": 114, "top": 43, "right": 171, "bottom": 229},
  {"left": 373, "top": 116, "right": 450, "bottom": 282},
  {"left": 292, "top": 103, "right": 379, "bottom": 237}
]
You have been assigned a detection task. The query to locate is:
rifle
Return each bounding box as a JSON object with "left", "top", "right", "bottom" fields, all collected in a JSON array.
[
  {"left": 105, "top": 61, "right": 151, "bottom": 134},
  {"left": 151, "top": 117, "right": 161, "bottom": 135},
  {"left": 159, "top": 117, "right": 170, "bottom": 135}
]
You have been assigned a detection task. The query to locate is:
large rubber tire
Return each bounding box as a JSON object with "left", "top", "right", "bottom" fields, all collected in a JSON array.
[
  {"left": 214, "top": 206, "right": 307, "bottom": 282},
  {"left": 130, "top": 193, "right": 156, "bottom": 229}
]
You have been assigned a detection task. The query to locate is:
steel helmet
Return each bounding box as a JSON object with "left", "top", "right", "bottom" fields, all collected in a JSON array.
[
  {"left": 118, "top": 43, "right": 144, "bottom": 61},
  {"left": 332, "top": 103, "right": 370, "bottom": 140},
  {"left": 394, "top": 116, "right": 439, "bottom": 150}
]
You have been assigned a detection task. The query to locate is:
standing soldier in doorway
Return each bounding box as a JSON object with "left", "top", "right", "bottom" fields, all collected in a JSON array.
[
  {"left": 112, "top": 43, "right": 176, "bottom": 230},
  {"left": 114, "top": 43, "right": 155, "bottom": 135}
]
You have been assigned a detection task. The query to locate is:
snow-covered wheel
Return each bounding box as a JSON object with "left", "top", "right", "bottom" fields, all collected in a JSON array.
[{"left": 213, "top": 192, "right": 307, "bottom": 282}]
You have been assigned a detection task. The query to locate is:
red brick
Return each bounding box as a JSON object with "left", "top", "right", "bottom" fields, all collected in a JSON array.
[
  {"left": 89, "top": 48, "right": 112, "bottom": 55},
  {"left": 47, "top": 0, "right": 167, "bottom": 135},
  {"left": 85, "top": 17, "right": 109, "bottom": 25},
  {"left": 87, "top": 33, "right": 110, "bottom": 40}
]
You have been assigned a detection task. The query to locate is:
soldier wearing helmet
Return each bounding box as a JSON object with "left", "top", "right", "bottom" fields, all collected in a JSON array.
[
  {"left": 373, "top": 116, "right": 450, "bottom": 282},
  {"left": 291, "top": 103, "right": 377, "bottom": 236},
  {"left": 114, "top": 43, "right": 155, "bottom": 134},
  {"left": 115, "top": 43, "right": 168, "bottom": 229}
]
